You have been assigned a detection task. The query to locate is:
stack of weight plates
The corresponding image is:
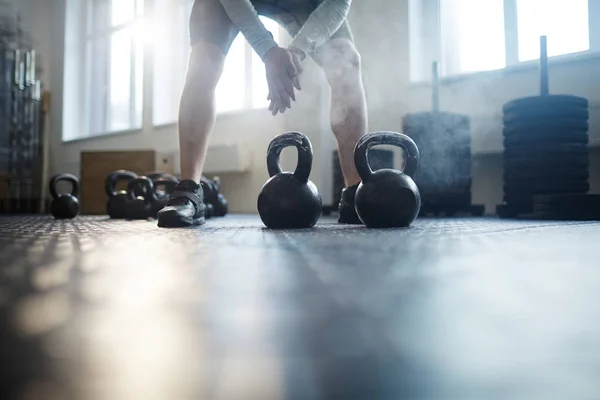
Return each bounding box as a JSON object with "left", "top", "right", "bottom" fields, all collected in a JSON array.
[
  {"left": 403, "top": 112, "right": 484, "bottom": 216},
  {"left": 498, "top": 94, "right": 594, "bottom": 218}
]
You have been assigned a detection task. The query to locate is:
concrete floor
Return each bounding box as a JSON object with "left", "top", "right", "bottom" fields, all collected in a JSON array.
[{"left": 0, "top": 215, "right": 599, "bottom": 399}]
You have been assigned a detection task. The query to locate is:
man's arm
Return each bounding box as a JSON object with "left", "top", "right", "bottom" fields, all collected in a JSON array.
[
  {"left": 219, "top": 0, "right": 279, "bottom": 60},
  {"left": 289, "top": 0, "right": 352, "bottom": 58}
]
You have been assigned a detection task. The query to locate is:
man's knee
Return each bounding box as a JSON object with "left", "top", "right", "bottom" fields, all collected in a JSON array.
[
  {"left": 320, "top": 39, "right": 362, "bottom": 85},
  {"left": 185, "top": 41, "right": 226, "bottom": 91}
]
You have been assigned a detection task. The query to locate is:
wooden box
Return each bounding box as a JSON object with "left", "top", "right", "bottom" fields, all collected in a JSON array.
[{"left": 80, "top": 150, "right": 175, "bottom": 214}]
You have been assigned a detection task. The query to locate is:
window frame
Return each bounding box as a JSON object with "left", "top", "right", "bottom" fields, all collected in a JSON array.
[
  {"left": 81, "top": 0, "right": 145, "bottom": 138},
  {"left": 410, "top": 0, "right": 600, "bottom": 82}
]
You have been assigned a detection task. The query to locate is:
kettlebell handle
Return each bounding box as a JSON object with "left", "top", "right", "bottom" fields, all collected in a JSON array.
[
  {"left": 49, "top": 173, "right": 80, "bottom": 199},
  {"left": 153, "top": 178, "right": 177, "bottom": 198},
  {"left": 127, "top": 176, "right": 156, "bottom": 202},
  {"left": 266, "top": 131, "right": 313, "bottom": 183},
  {"left": 354, "top": 131, "right": 420, "bottom": 181},
  {"left": 105, "top": 170, "right": 138, "bottom": 198}
]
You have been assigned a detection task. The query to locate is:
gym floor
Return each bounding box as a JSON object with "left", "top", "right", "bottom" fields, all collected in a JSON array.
[{"left": 1, "top": 215, "right": 599, "bottom": 399}]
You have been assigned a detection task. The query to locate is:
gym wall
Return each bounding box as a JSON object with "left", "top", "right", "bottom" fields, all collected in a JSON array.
[{"left": 11, "top": 0, "right": 600, "bottom": 214}]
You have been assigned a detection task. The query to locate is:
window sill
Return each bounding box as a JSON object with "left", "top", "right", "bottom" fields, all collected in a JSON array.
[
  {"left": 409, "top": 50, "right": 600, "bottom": 88},
  {"left": 62, "top": 127, "right": 142, "bottom": 144},
  {"left": 152, "top": 107, "right": 271, "bottom": 129}
]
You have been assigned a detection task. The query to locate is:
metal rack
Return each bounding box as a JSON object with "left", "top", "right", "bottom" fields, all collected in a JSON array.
[{"left": 0, "top": 4, "right": 45, "bottom": 213}]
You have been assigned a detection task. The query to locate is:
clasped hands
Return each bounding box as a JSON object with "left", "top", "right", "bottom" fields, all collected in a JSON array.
[{"left": 264, "top": 45, "right": 305, "bottom": 116}]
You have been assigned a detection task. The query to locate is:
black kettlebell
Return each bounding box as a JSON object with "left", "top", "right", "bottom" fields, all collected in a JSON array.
[
  {"left": 49, "top": 173, "right": 80, "bottom": 219},
  {"left": 150, "top": 178, "right": 177, "bottom": 218},
  {"left": 106, "top": 170, "right": 137, "bottom": 219},
  {"left": 354, "top": 131, "right": 421, "bottom": 228},
  {"left": 147, "top": 171, "right": 179, "bottom": 183},
  {"left": 126, "top": 176, "right": 155, "bottom": 220},
  {"left": 201, "top": 176, "right": 228, "bottom": 217},
  {"left": 257, "top": 131, "right": 322, "bottom": 229}
]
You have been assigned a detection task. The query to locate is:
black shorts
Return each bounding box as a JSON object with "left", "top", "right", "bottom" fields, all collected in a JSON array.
[{"left": 189, "top": 0, "right": 353, "bottom": 57}]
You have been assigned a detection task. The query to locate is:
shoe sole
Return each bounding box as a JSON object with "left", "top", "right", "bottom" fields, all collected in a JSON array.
[{"left": 157, "top": 214, "right": 206, "bottom": 228}]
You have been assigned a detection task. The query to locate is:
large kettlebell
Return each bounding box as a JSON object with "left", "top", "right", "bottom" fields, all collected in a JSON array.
[
  {"left": 150, "top": 177, "right": 177, "bottom": 218},
  {"left": 106, "top": 170, "right": 137, "bottom": 219},
  {"left": 257, "top": 131, "right": 322, "bottom": 229},
  {"left": 126, "top": 176, "right": 155, "bottom": 220},
  {"left": 49, "top": 173, "right": 80, "bottom": 219},
  {"left": 354, "top": 131, "right": 421, "bottom": 228}
]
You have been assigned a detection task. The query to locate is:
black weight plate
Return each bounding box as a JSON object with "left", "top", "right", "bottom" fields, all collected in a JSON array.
[
  {"left": 503, "top": 132, "right": 589, "bottom": 147},
  {"left": 503, "top": 95, "right": 588, "bottom": 114},
  {"left": 496, "top": 202, "right": 533, "bottom": 218},
  {"left": 534, "top": 193, "right": 600, "bottom": 206},
  {"left": 403, "top": 111, "right": 471, "bottom": 128},
  {"left": 504, "top": 186, "right": 589, "bottom": 204},
  {"left": 503, "top": 179, "right": 589, "bottom": 194},
  {"left": 503, "top": 167, "right": 589, "bottom": 181},
  {"left": 503, "top": 106, "right": 588, "bottom": 123},
  {"left": 533, "top": 194, "right": 600, "bottom": 220},
  {"left": 503, "top": 153, "right": 589, "bottom": 168},
  {"left": 503, "top": 118, "right": 589, "bottom": 135},
  {"left": 504, "top": 143, "right": 587, "bottom": 158}
]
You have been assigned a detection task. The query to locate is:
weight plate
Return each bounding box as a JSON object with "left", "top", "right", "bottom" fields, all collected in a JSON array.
[
  {"left": 503, "top": 95, "right": 588, "bottom": 114},
  {"left": 503, "top": 132, "right": 589, "bottom": 147},
  {"left": 503, "top": 179, "right": 589, "bottom": 194},
  {"left": 504, "top": 186, "right": 589, "bottom": 204},
  {"left": 503, "top": 167, "right": 589, "bottom": 181},
  {"left": 533, "top": 194, "right": 600, "bottom": 220},
  {"left": 503, "top": 118, "right": 589, "bottom": 135},
  {"left": 504, "top": 143, "right": 588, "bottom": 158},
  {"left": 504, "top": 153, "right": 589, "bottom": 168},
  {"left": 503, "top": 106, "right": 589, "bottom": 123},
  {"left": 403, "top": 111, "right": 471, "bottom": 127},
  {"left": 496, "top": 202, "right": 533, "bottom": 218}
]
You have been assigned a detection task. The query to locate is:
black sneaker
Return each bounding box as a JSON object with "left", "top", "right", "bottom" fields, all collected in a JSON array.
[
  {"left": 338, "top": 184, "right": 363, "bottom": 224},
  {"left": 157, "top": 180, "right": 206, "bottom": 227}
]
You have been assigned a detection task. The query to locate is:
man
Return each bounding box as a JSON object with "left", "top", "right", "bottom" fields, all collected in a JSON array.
[{"left": 158, "top": 0, "right": 367, "bottom": 227}]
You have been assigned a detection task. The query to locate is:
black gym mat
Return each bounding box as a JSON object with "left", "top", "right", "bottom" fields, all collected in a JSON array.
[{"left": 1, "top": 215, "right": 599, "bottom": 399}]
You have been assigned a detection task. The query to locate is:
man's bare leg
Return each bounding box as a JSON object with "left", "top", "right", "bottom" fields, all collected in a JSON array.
[
  {"left": 179, "top": 42, "right": 226, "bottom": 181},
  {"left": 317, "top": 38, "right": 367, "bottom": 187},
  {"left": 158, "top": 41, "right": 225, "bottom": 227}
]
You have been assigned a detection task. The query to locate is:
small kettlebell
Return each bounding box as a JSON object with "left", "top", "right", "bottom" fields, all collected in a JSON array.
[
  {"left": 126, "top": 176, "right": 155, "bottom": 220},
  {"left": 354, "top": 131, "right": 421, "bottom": 228},
  {"left": 49, "top": 173, "right": 80, "bottom": 219},
  {"left": 201, "top": 176, "right": 228, "bottom": 217},
  {"left": 257, "top": 131, "right": 322, "bottom": 229},
  {"left": 105, "top": 170, "right": 138, "bottom": 219},
  {"left": 150, "top": 177, "right": 177, "bottom": 218}
]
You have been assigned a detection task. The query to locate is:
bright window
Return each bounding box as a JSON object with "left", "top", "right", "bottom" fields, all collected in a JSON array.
[
  {"left": 85, "top": 0, "right": 144, "bottom": 135},
  {"left": 411, "top": 0, "right": 595, "bottom": 80},
  {"left": 517, "top": 0, "right": 589, "bottom": 62},
  {"left": 440, "top": 0, "right": 506, "bottom": 74},
  {"left": 152, "top": 0, "right": 280, "bottom": 125}
]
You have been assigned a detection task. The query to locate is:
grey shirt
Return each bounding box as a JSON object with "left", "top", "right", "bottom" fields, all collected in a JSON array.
[{"left": 219, "top": 0, "right": 352, "bottom": 60}]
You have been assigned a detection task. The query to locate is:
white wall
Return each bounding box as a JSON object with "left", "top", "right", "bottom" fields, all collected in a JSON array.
[{"left": 12, "top": 0, "right": 600, "bottom": 215}]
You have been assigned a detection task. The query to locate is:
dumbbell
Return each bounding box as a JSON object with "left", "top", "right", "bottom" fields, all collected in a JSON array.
[
  {"left": 106, "top": 170, "right": 137, "bottom": 219},
  {"left": 49, "top": 173, "right": 80, "bottom": 219}
]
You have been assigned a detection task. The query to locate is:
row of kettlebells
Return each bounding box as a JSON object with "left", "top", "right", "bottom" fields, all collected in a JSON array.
[
  {"left": 257, "top": 131, "right": 421, "bottom": 229},
  {"left": 49, "top": 171, "right": 228, "bottom": 220},
  {"left": 105, "top": 171, "right": 228, "bottom": 220}
]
